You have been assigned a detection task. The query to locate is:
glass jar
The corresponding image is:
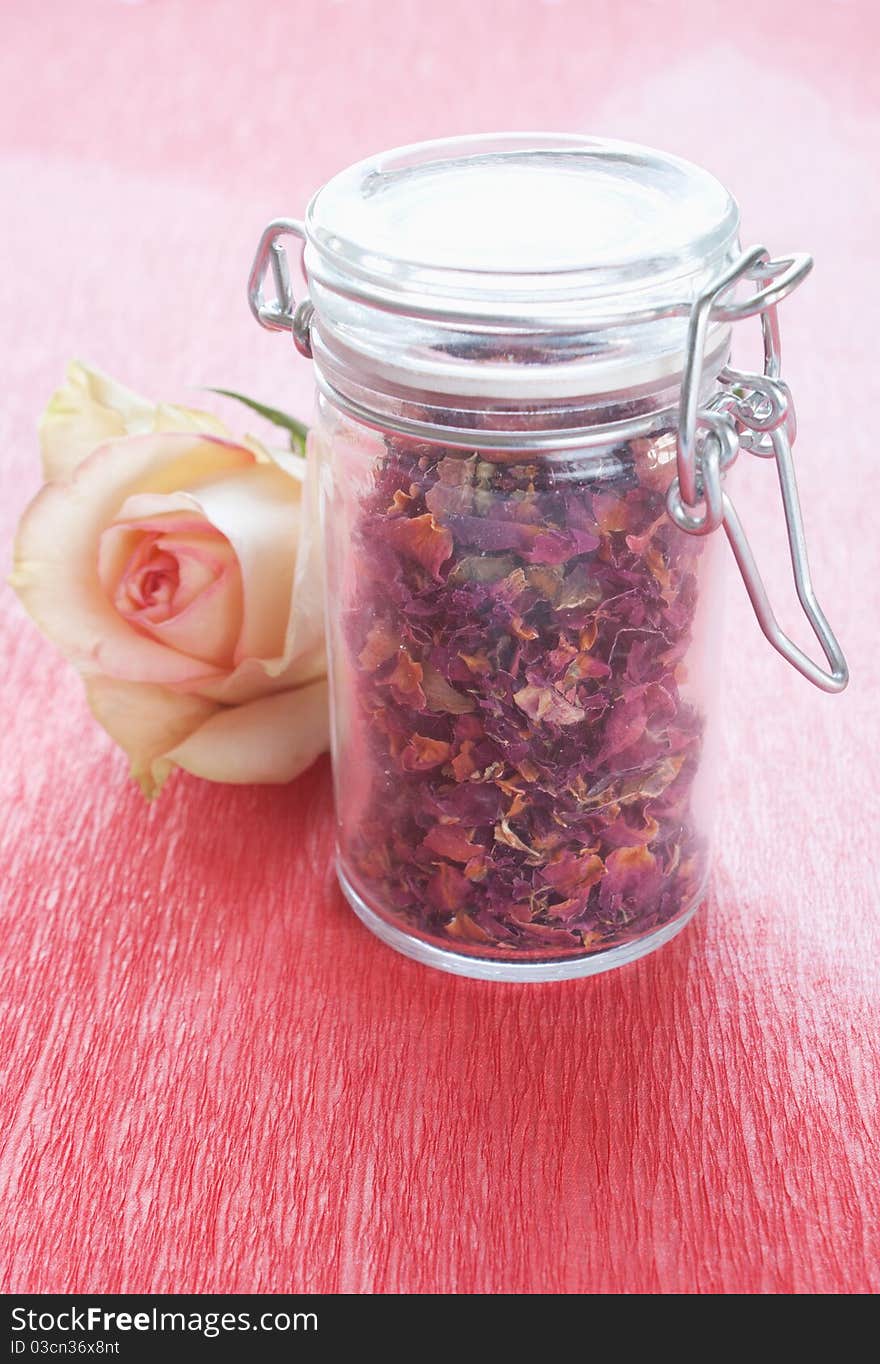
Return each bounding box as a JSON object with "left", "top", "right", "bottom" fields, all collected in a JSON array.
[{"left": 248, "top": 134, "right": 847, "bottom": 981}]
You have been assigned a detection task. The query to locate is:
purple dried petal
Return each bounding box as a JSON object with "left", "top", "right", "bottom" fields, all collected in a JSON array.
[
  {"left": 523, "top": 527, "right": 600, "bottom": 564},
  {"left": 513, "top": 684, "right": 587, "bottom": 726},
  {"left": 421, "top": 663, "right": 476, "bottom": 714}
]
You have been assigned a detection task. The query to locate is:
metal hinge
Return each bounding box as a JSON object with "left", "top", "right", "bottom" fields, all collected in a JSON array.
[
  {"left": 668, "top": 246, "right": 848, "bottom": 693},
  {"left": 247, "top": 218, "right": 314, "bottom": 358}
]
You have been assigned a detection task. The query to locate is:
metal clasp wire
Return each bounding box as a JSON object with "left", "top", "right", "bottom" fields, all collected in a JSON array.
[
  {"left": 247, "top": 219, "right": 314, "bottom": 357},
  {"left": 668, "top": 246, "right": 848, "bottom": 693}
]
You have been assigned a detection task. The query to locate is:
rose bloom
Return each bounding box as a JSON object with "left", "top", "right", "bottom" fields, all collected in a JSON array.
[{"left": 11, "top": 362, "right": 328, "bottom": 796}]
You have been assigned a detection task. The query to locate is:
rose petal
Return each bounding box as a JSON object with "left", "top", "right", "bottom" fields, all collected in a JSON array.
[
  {"left": 85, "top": 675, "right": 219, "bottom": 798},
  {"left": 158, "top": 464, "right": 301, "bottom": 666},
  {"left": 100, "top": 502, "right": 247, "bottom": 668},
  {"left": 358, "top": 624, "right": 400, "bottom": 672},
  {"left": 422, "top": 826, "right": 482, "bottom": 863},
  {"left": 598, "top": 844, "right": 663, "bottom": 913},
  {"left": 176, "top": 435, "right": 326, "bottom": 705},
  {"left": 11, "top": 432, "right": 255, "bottom": 688},
  {"left": 513, "top": 684, "right": 586, "bottom": 726},
  {"left": 108, "top": 473, "right": 299, "bottom": 660},
  {"left": 278, "top": 429, "right": 326, "bottom": 676},
  {"left": 157, "top": 538, "right": 233, "bottom": 612},
  {"left": 425, "top": 863, "right": 470, "bottom": 912},
  {"left": 387, "top": 650, "right": 425, "bottom": 708},
  {"left": 541, "top": 851, "right": 605, "bottom": 897},
  {"left": 421, "top": 663, "right": 476, "bottom": 714},
  {"left": 445, "top": 913, "right": 493, "bottom": 943},
  {"left": 140, "top": 562, "right": 243, "bottom": 667},
  {"left": 97, "top": 513, "right": 223, "bottom": 596},
  {"left": 39, "top": 360, "right": 231, "bottom": 482},
  {"left": 165, "top": 677, "right": 329, "bottom": 785},
  {"left": 401, "top": 735, "right": 451, "bottom": 770},
  {"left": 384, "top": 513, "right": 453, "bottom": 579}
]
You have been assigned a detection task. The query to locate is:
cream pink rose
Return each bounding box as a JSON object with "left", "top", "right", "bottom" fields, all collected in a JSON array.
[{"left": 11, "top": 362, "right": 328, "bottom": 796}]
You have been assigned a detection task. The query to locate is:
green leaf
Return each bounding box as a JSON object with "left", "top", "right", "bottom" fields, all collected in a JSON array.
[{"left": 206, "top": 387, "right": 308, "bottom": 454}]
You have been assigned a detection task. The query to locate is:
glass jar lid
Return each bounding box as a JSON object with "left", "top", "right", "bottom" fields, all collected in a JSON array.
[
  {"left": 304, "top": 133, "right": 740, "bottom": 327},
  {"left": 296, "top": 133, "right": 742, "bottom": 403}
]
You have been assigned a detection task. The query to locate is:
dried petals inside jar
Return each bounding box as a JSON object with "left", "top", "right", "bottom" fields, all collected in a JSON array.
[{"left": 325, "top": 414, "right": 723, "bottom": 971}]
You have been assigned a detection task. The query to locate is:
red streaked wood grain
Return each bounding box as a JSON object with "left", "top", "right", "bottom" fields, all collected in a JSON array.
[{"left": 2, "top": 0, "right": 879, "bottom": 1295}]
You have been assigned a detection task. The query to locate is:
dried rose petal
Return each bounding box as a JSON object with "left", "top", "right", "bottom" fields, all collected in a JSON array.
[
  {"left": 458, "top": 650, "right": 492, "bottom": 677},
  {"left": 601, "top": 814, "right": 660, "bottom": 848},
  {"left": 524, "top": 564, "right": 563, "bottom": 602},
  {"left": 599, "top": 844, "right": 663, "bottom": 915},
  {"left": 422, "top": 663, "right": 476, "bottom": 714},
  {"left": 388, "top": 488, "right": 416, "bottom": 515},
  {"left": 446, "top": 911, "right": 493, "bottom": 943},
  {"left": 423, "top": 825, "right": 482, "bottom": 862},
  {"left": 401, "top": 735, "right": 451, "bottom": 770},
  {"left": 358, "top": 623, "right": 400, "bottom": 671},
  {"left": 494, "top": 816, "right": 542, "bottom": 862},
  {"left": 384, "top": 512, "right": 453, "bottom": 579},
  {"left": 426, "top": 863, "right": 470, "bottom": 912},
  {"left": 451, "top": 741, "right": 479, "bottom": 782},
  {"left": 513, "top": 684, "right": 587, "bottom": 726},
  {"left": 541, "top": 851, "right": 605, "bottom": 897},
  {"left": 448, "top": 554, "right": 516, "bottom": 584},
  {"left": 524, "top": 527, "right": 599, "bottom": 564},
  {"left": 387, "top": 649, "right": 426, "bottom": 708},
  {"left": 557, "top": 563, "right": 603, "bottom": 610},
  {"left": 341, "top": 426, "right": 710, "bottom": 962}
]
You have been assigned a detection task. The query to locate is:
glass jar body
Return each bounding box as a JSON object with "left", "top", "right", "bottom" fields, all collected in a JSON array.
[{"left": 317, "top": 393, "right": 725, "bottom": 980}]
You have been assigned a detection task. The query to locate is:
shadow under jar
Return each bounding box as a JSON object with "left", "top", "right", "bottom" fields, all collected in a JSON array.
[{"left": 248, "top": 134, "right": 848, "bottom": 981}]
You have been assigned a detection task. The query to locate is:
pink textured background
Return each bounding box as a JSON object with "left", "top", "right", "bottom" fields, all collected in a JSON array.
[{"left": 1, "top": 1, "right": 878, "bottom": 1294}]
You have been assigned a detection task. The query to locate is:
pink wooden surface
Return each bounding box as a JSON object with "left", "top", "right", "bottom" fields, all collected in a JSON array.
[{"left": 1, "top": 1, "right": 879, "bottom": 1294}]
